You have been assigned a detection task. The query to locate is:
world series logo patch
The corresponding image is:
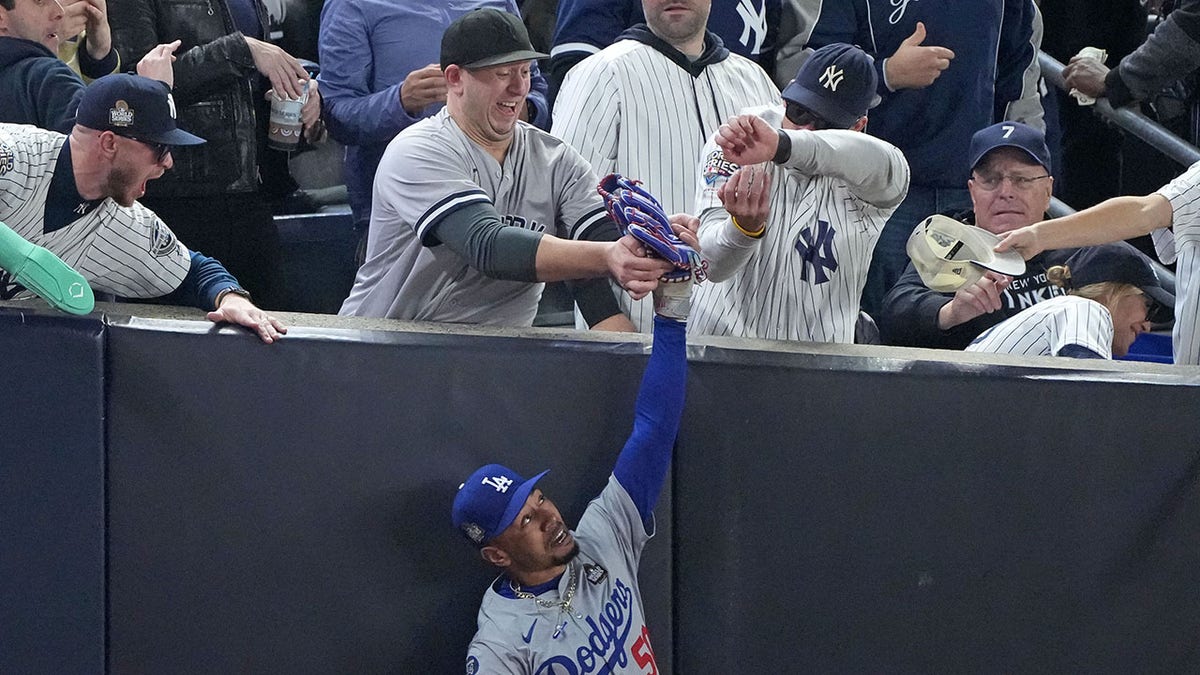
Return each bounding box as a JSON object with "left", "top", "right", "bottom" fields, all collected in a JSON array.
[
  {"left": 0, "top": 144, "right": 13, "bottom": 176},
  {"left": 702, "top": 150, "right": 738, "bottom": 185},
  {"left": 109, "top": 100, "right": 135, "bottom": 127}
]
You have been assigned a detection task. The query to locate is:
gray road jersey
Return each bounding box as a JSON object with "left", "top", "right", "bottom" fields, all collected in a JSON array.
[
  {"left": 466, "top": 476, "right": 657, "bottom": 674},
  {"left": 340, "top": 109, "right": 608, "bottom": 326}
]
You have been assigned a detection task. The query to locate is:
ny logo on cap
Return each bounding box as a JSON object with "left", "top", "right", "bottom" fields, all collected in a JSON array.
[
  {"left": 819, "top": 65, "right": 844, "bottom": 92},
  {"left": 481, "top": 475, "right": 514, "bottom": 492},
  {"left": 167, "top": 93, "right": 177, "bottom": 119},
  {"left": 109, "top": 100, "right": 134, "bottom": 127}
]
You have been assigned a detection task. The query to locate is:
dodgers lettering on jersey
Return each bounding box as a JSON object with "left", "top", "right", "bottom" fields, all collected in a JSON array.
[
  {"left": 0, "top": 124, "right": 190, "bottom": 299},
  {"left": 467, "top": 477, "right": 657, "bottom": 674},
  {"left": 689, "top": 105, "right": 909, "bottom": 343},
  {"left": 966, "top": 295, "right": 1113, "bottom": 358},
  {"left": 552, "top": 36, "right": 781, "bottom": 332},
  {"left": 1155, "top": 160, "right": 1200, "bottom": 365}
]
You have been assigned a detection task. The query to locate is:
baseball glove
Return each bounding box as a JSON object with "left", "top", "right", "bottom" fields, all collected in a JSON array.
[{"left": 597, "top": 174, "right": 706, "bottom": 283}]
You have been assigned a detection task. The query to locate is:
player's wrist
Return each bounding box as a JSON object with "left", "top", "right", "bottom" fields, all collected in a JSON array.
[
  {"left": 772, "top": 129, "right": 791, "bottom": 164},
  {"left": 730, "top": 215, "right": 765, "bottom": 238}
]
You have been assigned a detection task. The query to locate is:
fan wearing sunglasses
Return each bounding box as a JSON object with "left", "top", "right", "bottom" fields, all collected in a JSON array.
[{"left": 687, "top": 43, "right": 910, "bottom": 345}]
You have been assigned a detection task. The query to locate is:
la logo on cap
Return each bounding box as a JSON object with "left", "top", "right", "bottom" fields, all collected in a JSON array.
[
  {"left": 109, "top": 100, "right": 134, "bottom": 127},
  {"left": 481, "top": 475, "right": 513, "bottom": 492},
  {"left": 820, "top": 65, "right": 844, "bottom": 92}
]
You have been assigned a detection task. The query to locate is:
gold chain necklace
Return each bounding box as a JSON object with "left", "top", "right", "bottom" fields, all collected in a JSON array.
[{"left": 510, "top": 564, "right": 580, "bottom": 617}]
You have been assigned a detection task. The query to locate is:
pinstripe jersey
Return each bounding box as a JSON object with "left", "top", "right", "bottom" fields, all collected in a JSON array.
[
  {"left": 0, "top": 124, "right": 190, "bottom": 299},
  {"left": 688, "top": 106, "right": 909, "bottom": 343},
  {"left": 339, "top": 109, "right": 609, "bottom": 326},
  {"left": 1154, "top": 160, "right": 1200, "bottom": 365},
  {"left": 965, "top": 295, "right": 1113, "bottom": 359},
  {"left": 551, "top": 32, "right": 781, "bottom": 332}
]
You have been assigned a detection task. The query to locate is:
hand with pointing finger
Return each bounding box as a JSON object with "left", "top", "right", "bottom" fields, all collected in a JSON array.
[{"left": 884, "top": 22, "right": 955, "bottom": 90}]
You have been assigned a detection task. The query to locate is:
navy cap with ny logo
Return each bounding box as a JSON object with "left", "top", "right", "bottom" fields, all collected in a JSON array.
[{"left": 76, "top": 73, "right": 206, "bottom": 147}]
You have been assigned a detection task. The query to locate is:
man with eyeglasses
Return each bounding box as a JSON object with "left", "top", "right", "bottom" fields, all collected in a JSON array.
[
  {"left": 0, "top": 74, "right": 288, "bottom": 343},
  {"left": 686, "top": 43, "right": 910, "bottom": 344},
  {"left": 878, "top": 121, "right": 1082, "bottom": 350}
]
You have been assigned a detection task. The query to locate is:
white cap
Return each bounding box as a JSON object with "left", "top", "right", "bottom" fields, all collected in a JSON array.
[{"left": 905, "top": 214, "right": 1026, "bottom": 292}]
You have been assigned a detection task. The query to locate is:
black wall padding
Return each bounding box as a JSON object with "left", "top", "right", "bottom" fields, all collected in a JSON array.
[
  {"left": 674, "top": 351, "right": 1200, "bottom": 673},
  {"left": 104, "top": 325, "right": 673, "bottom": 674},
  {"left": 0, "top": 309, "right": 105, "bottom": 675}
]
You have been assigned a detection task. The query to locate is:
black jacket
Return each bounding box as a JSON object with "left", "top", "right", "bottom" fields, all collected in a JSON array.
[
  {"left": 108, "top": 0, "right": 283, "bottom": 197},
  {"left": 0, "top": 36, "right": 116, "bottom": 133}
]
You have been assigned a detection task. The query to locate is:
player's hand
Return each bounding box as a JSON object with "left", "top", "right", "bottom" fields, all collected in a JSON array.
[
  {"left": 715, "top": 114, "right": 778, "bottom": 165},
  {"left": 62, "top": 0, "right": 114, "bottom": 60},
  {"left": 136, "top": 40, "right": 181, "bottom": 88},
  {"left": 937, "top": 272, "right": 1011, "bottom": 329},
  {"left": 607, "top": 234, "right": 675, "bottom": 300},
  {"left": 717, "top": 164, "right": 772, "bottom": 233},
  {"left": 207, "top": 294, "right": 288, "bottom": 344},
  {"left": 668, "top": 213, "right": 701, "bottom": 251},
  {"left": 994, "top": 225, "right": 1044, "bottom": 260},
  {"left": 401, "top": 64, "right": 448, "bottom": 116},
  {"left": 244, "top": 36, "right": 309, "bottom": 99},
  {"left": 885, "top": 22, "right": 954, "bottom": 90},
  {"left": 1063, "top": 56, "right": 1109, "bottom": 99}
]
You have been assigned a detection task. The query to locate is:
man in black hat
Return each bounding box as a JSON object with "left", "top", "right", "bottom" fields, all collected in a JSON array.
[
  {"left": 0, "top": 73, "right": 286, "bottom": 342},
  {"left": 340, "top": 8, "right": 690, "bottom": 329}
]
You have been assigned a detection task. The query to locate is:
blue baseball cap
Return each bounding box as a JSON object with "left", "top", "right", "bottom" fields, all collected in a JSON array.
[
  {"left": 1062, "top": 243, "right": 1174, "bottom": 323},
  {"left": 968, "top": 121, "right": 1050, "bottom": 172},
  {"left": 76, "top": 74, "right": 205, "bottom": 146},
  {"left": 452, "top": 463, "right": 549, "bottom": 547},
  {"left": 782, "top": 43, "right": 881, "bottom": 128}
]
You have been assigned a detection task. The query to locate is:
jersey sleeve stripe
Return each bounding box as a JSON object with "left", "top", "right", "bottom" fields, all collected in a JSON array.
[
  {"left": 415, "top": 189, "right": 491, "bottom": 244},
  {"left": 569, "top": 206, "right": 609, "bottom": 240}
]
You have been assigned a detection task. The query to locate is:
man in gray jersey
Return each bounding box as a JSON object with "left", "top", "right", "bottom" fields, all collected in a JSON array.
[
  {"left": 0, "top": 74, "right": 286, "bottom": 343},
  {"left": 689, "top": 43, "right": 909, "bottom": 343},
  {"left": 340, "top": 8, "right": 680, "bottom": 327}
]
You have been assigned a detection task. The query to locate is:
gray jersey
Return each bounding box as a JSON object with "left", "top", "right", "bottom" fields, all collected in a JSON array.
[
  {"left": 689, "top": 106, "right": 909, "bottom": 343},
  {"left": 1154, "top": 160, "right": 1200, "bottom": 365},
  {"left": 0, "top": 124, "right": 190, "bottom": 299},
  {"left": 552, "top": 39, "right": 781, "bottom": 332},
  {"left": 340, "top": 109, "right": 609, "bottom": 326},
  {"left": 466, "top": 476, "right": 656, "bottom": 674},
  {"left": 965, "top": 295, "right": 1113, "bottom": 358}
]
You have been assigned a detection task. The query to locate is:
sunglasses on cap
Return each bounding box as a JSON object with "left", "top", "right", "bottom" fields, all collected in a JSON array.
[{"left": 784, "top": 101, "right": 834, "bottom": 130}]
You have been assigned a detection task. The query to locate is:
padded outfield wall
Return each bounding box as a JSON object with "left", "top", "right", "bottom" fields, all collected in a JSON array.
[{"left": 4, "top": 304, "right": 1200, "bottom": 673}]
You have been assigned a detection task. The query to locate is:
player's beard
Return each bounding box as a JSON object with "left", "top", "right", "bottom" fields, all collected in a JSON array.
[
  {"left": 105, "top": 164, "right": 142, "bottom": 208},
  {"left": 551, "top": 541, "right": 580, "bottom": 567}
]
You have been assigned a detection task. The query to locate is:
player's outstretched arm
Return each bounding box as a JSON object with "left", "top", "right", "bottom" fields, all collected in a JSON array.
[
  {"left": 207, "top": 293, "right": 288, "bottom": 344},
  {"left": 996, "top": 194, "right": 1172, "bottom": 259}
]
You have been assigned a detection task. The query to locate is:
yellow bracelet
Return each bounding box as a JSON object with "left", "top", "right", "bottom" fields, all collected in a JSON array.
[{"left": 731, "top": 215, "right": 765, "bottom": 239}]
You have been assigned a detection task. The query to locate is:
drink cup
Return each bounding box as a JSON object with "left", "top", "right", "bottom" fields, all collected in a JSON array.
[{"left": 268, "top": 81, "right": 308, "bottom": 152}]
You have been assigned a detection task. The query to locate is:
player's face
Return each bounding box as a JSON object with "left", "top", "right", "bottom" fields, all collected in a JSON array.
[
  {"left": 643, "top": 0, "right": 711, "bottom": 51},
  {"left": 457, "top": 61, "right": 531, "bottom": 146},
  {"left": 968, "top": 148, "right": 1053, "bottom": 235},
  {"left": 492, "top": 489, "right": 579, "bottom": 576},
  {"left": 106, "top": 135, "right": 173, "bottom": 207},
  {"left": 1109, "top": 290, "right": 1151, "bottom": 357},
  {"left": 0, "top": 0, "right": 65, "bottom": 52}
]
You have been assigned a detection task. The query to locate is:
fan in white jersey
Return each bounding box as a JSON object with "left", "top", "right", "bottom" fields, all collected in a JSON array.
[
  {"left": 339, "top": 9, "right": 683, "bottom": 328},
  {"left": 551, "top": 0, "right": 782, "bottom": 333},
  {"left": 451, "top": 283, "right": 690, "bottom": 674},
  {"left": 688, "top": 43, "right": 909, "bottom": 343},
  {"left": 997, "top": 160, "right": 1200, "bottom": 364},
  {"left": 968, "top": 243, "right": 1173, "bottom": 359},
  {"left": 0, "top": 74, "right": 286, "bottom": 342}
]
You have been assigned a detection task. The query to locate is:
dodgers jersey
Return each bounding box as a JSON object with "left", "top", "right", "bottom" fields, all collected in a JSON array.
[
  {"left": 1154, "top": 161, "right": 1200, "bottom": 365},
  {"left": 467, "top": 476, "right": 657, "bottom": 674},
  {"left": 689, "top": 106, "right": 909, "bottom": 343},
  {"left": 965, "top": 295, "right": 1113, "bottom": 359},
  {"left": 0, "top": 124, "right": 190, "bottom": 300},
  {"left": 339, "top": 109, "right": 609, "bottom": 326},
  {"left": 552, "top": 29, "right": 781, "bottom": 332}
]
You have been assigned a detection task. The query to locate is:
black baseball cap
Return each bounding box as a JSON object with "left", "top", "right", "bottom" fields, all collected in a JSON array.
[
  {"left": 968, "top": 121, "right": 1050, "bottom": 172},
  {"left": 440, "top": 8, "right": 548, "bottom": 70},
  {"left": 1063, "top": 243, "right": 1175, "bottom": 323},
  {"left": 76, "top": 74, "right": 205, "bottom": 146},
  {"left": 782, "top": 43, "right": 881, "bottom": 128}
]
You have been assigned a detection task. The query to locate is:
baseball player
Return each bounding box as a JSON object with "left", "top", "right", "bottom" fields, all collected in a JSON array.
[
  {"left": 0, "top": 74, "right": 286, "bottom": 343},
  {"left": 689, "top": 43, "right": 910, "bottom": 343},
  {"left": 998, "top": 161, "right": 1200, "bottom": 365},
  {"left": 551, "top": 0, "right": 782, "bottom": 333},
  {"left": 452, "top": 275, "right": 692, "bottom": 673},
  {"left": 967, "top": 243, "right": 1172, "bottom": 359},
  {"left": 340, "top": 9, "right": 679, "bottom": 328}
]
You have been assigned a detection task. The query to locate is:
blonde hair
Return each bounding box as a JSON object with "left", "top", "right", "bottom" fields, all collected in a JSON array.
[{"left": 1046, "top": 264, "right": 1143, "bottom": 312}]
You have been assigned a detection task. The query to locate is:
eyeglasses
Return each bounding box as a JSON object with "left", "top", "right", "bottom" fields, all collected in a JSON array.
[
  {"left": 972, "top": 171, "right": 1050, "bottom": 191},
  {"left": 784, "top": 101, "right": 833, "bottom": 130},
  {"left": 121, "top": 135, "right": 172, "bottom": 164}
]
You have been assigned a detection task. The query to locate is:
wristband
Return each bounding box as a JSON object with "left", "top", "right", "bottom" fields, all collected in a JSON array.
[
  {"left": 731, "top": 215, "right": 765, "bottom": 239},
  {"left": 215, "top": 286, "right": 252, "bottom": 309},
  {"left": 772, "top": 129, "right": 791, "bottom": 164}
]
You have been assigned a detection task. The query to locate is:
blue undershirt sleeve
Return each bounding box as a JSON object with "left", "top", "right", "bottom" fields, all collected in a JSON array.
[
  {"left": 1057, "top": 344, "right": 1106, "bottom": 359},
  {"left": 612, "top": 316, "right": 687, "bottom": 525},
  {"left": 158, "top": 251, "right": 242, "bottom": 309}
]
